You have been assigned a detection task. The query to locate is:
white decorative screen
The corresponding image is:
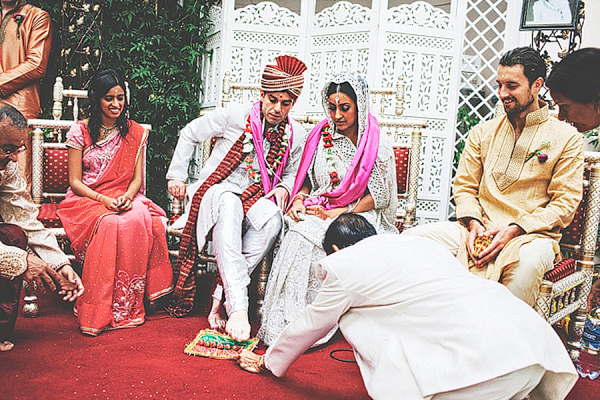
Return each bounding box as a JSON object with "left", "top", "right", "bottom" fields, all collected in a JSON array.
[
  {"left": 200, "top": 0, "right": 468, "bottom": 223},
  {"left": 451, "top": 0, "right": 509, "bottom": 217}
]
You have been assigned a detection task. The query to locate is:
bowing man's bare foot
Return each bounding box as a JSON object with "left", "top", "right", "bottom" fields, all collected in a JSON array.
[
  {"left": 0, "top": 340, "right": 14, "bottom": 351},
  {"left": 226, "top": 310, "right": 250, "bottom": 342},
  {"left": 208, "top": 297, "right": 226, "bottom": 330}
]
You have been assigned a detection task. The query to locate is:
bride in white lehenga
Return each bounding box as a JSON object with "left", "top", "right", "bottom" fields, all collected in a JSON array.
[{"left": 258, "top": 71, "right": 398, "bottom": 347}]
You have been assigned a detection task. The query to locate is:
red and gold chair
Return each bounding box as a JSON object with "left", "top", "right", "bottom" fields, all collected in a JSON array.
[{"left": 534, "top": 153, "right": 600, "bottom": 360}]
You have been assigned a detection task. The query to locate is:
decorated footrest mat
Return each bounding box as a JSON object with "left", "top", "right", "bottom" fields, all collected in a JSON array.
[{"left": 184, "top": 329, "right": 259, "bottom": 360}]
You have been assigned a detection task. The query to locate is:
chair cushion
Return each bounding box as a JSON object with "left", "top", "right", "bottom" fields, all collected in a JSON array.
[
  {"left": 37, "top": 203, "right": 62, "bottom": 228},
  {"left": 43, "top": 148, "right": 69, "bottom": 194},
  {"left": 544, "top": 258, "right": 576, "bottom": 283},
  {"left": 394, "top": 147, "right": 409, "bottom": 194},
  {"left": 395, "top": 219, "right": 404, "bottom": 233},
  {"left": 560, "top": 187, "right": 587, "bottom": 245}
]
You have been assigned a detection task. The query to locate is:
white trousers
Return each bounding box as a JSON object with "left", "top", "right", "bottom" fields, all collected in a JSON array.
[
  {"left": 404, "top": 221, "right": 555, "bottom": 306},
  {"left": 431, "top": 364, "right": 546, "bottom": 400},
  {"left": 211, "top": 192, "right": 282, "bottom": 315}
]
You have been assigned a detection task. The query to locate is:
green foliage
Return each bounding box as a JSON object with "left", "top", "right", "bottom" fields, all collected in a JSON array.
[
  {"left": 30, "top": 0, "right": 216, "bottom": 210},
  {"left": 100, "top": 0, "right": 214, "bottom": 209},
  {"left": 585, "top": 128, "right": 599, "bottom": 149},
  {"left": 454, "top": 108, "right": 480, "bottom": 166}
]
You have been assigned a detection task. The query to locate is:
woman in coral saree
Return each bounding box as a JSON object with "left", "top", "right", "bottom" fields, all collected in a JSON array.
[{"left": 57, "top": 69, "right": 173, "bottom": 336}]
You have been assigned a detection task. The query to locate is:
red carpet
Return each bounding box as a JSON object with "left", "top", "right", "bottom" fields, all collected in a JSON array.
[{"left": 1, "top": 285, "right": 600, "bottom": 399}]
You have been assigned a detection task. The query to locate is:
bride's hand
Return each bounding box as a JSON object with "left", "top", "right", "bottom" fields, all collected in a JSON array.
[
  {"left": 305, "top": 205, "right": 328, "bottom": 220},
  {"left": 286, "top": 199, "right": 306, "bottom": 222}
]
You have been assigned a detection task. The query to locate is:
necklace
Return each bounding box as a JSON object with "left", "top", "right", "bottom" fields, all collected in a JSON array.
[
  {"left": 321, "top": 123, "right": 340, "bottom": 186},
  {"left": 99, "top": 124, "right": 117, "bottom": 140},
  {"left": 243, "top": 115, "right": 291, "bottom": 184}
]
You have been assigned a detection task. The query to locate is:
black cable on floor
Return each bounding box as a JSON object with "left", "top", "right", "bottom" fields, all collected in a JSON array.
[{"left": 329, "top": 348, "right": 357, "bottom": 363}]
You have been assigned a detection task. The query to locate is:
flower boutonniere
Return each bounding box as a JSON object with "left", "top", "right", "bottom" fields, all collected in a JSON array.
[
  {"left": 13, "top": 14, "right": 24, "bottom": 40},
  {"left": 526, "top": 141, "right": 551, "bottom": 163}
]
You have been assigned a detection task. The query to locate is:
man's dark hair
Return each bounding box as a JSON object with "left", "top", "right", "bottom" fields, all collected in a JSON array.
[
  {"left": 499, "top": 47, "right": 547, "bottom": 86},
  {"left": 322, "top": 213, "right": 377, "bottom": 255},
  {"left": 547, "top": 47, "right": 600, "bottom": 105},
  {"left": 0, "top": 103, "right": 27, "bottom": 129}
]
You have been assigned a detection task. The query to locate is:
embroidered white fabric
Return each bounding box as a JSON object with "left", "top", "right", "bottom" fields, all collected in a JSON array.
[{"left": 258, "top": 71, "right": 398, "bottom": 346}]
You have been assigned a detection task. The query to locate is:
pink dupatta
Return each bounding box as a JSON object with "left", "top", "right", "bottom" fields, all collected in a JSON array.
[
  {"left": 249, "top": 101, "right": 294, "bottom": 196},
  {"left": 290, "top": 112, "right": 380, "bottom": 210}
]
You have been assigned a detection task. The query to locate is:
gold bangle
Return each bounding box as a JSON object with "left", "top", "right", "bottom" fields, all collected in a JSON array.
[
  {"left": 259, "top": 355, "right": 266, "bottom": 371},
  {"left": 292, "top": 193, "right": 308, "bottom": 203}
]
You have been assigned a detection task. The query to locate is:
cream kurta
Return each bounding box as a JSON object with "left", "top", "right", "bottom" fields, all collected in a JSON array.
[
  {"left": 0, "top": 161, "right": 69, "bottom": 278},
  {"left": 265, "top": 235, "right": 577, "bottom": 399},
  {"left": 454, "top": 105, "right": 583, "bottom": 280}
]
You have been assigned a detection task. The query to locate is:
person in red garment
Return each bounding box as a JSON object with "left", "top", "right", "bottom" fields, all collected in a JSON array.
[
  {"left": 237, "top": 214, "right": 577, "bottom": 400},
  {"left": 57, "top": 69, "right": 173, "bottom": 336}
]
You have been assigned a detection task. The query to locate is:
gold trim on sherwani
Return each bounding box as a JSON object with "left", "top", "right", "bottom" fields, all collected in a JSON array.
[{"left": 491, "top": 107, "right": 549, "bottom": 191}]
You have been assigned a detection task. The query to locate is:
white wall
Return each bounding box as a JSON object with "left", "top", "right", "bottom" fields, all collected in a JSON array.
[{"left": 581, "top": 0, "right": 600, "bottom": 48}]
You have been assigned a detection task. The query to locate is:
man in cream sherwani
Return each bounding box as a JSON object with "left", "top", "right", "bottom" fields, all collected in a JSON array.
[
  {"left": 404, "top": 46, "right": 583, "bottom": 306},
  {"left": 237, "top": 214, "right": 577, "bottom": 400}
]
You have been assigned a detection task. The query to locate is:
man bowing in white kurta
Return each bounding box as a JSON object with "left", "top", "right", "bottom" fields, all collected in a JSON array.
[
  {"left": 165, "top": 56, "right": 308, "bottom": 341},
  {"left": 237, "top": 213, "right": 577, "bottom": 400}
]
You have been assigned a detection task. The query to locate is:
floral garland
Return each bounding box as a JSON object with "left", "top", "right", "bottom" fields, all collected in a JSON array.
[
  {"left": 322, "top": 123, "right": 340, "bottom": 186},
  {"left": 243, "top": 115, "right": 291, "bottom": 184}
]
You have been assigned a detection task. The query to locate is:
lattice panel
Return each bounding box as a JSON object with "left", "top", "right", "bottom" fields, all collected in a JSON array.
[
  {"left": 313, "top": 1, "right": 371, "bottom": 28},
  {"left": 386, "top": 33, "right": 453, "bottom": 51},
  {"left": 312, "top": 32, "right": 370, "bottom": 47},
  {"left": 388, "top": 1, "right": 452, "bottom": 29},
  {"left": 233, "top": 31, "right": 298, "bottom": 47},
  {"left": 201, "top": 1, "right": 464, "bottom": 223},
  {"left": 307, "top": 47, "right": 371, "bottom": 109},
  {"left": 398, "top": 198, "right": 440, "bottom": 214},
  {"left": 452, "top": 0, "right": 509, "bottom": 217},
  {"left": 436, "top": 56, "right": 452, "bottom": 114},
  {"left": 235, "top": 1, "right": 299, "bottom": 28}
]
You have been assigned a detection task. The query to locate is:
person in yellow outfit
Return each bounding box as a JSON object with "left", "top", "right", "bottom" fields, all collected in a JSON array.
[{"left": 404, "top": 46, "right": 583, "bottom": 306}]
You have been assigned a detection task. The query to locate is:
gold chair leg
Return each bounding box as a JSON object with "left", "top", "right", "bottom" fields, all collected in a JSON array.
[
  {"left": 22, "top": 280, "right": 39, "bottom": 318},
  {"left": 255, "top": 250, "right": 273, "bottom": 320},
  {"left": 534, "top": 280, "right": 553, "bottom": 320}
]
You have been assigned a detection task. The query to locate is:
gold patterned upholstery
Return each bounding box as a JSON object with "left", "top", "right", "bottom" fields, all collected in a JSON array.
[
  {"left": 394, "top": 147, "right": 409, "bottom": 195},
  {"left": 42, "top": 148, "right": 70, "bottom": 194},
  {"left": 37, "top": 203, "right": 62, "bottom": 228}
]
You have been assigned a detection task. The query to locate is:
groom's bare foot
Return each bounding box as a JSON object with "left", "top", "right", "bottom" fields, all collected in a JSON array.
[
  {"left": 226, "top": 310, "right": 250, "bottom": 341},
  {"left": 208, "top": 298, "right": 226, "bottom": 330}
]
